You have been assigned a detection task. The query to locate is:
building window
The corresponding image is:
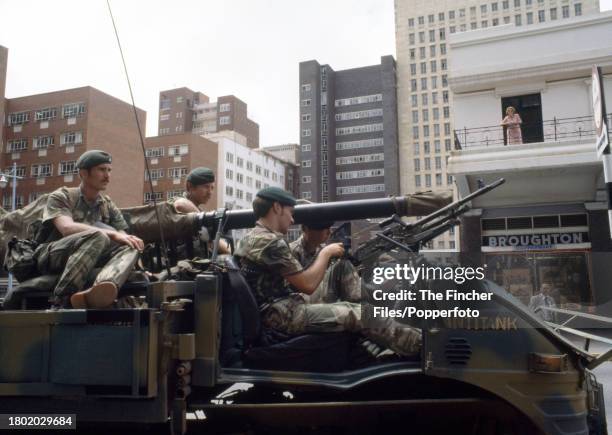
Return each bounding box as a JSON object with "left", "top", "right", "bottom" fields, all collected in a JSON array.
[
  {"left": 34, "top": 107, "right": 57, "bottom": 122},
  {"left": 160, "top": 114, "right": 170, "bottom": 121},
  {"left": 481, "top": 20, "right": 488, "bottom": 27},
  {"left": 443, "top": 91, "right": 449, "bottom": 103},
  {"left": 428, "top": 14, "right": 434, "bottom": 23},
  {"left": 422, "top": 109, "right": 429, "bottom": 122},
  {"left": 236, "top": 157, "right": 244, "bottom": 168},
  {"left": 336, "top": 153, "right": 384, "bottom": 165},
  {"left": 514, "top": 0, "right": 520, "bottom": 7},
  {"left": 411, "top": 94, "right": 418, "bottom": 106},
  {"left": 538, "top": 9, "right": 545, "bottom": 22},
  {"left": 414, "top": 159, "right": 420, "bottom": 171},
  {"left": 225, "top": 169, "right": 233, "bottom": 180},
  {"left": 301, "top": 83, "right": 311, "bottom": 92},
  {"left": 159, "top": 128, "right": 170, "bottom": 135},
  {"left": 145, "top": 168, "right": 164, "bottom": 181},
  {"left": 225, "top": 186, "right": 233, "bottom": 196},
  {"left": 301, "top": 160, "right": 311, "bottom": 168},
  {"left": 550, "top": 7, "right": 557, "bottom": 19},
  {"left": 410, "top": 49, "right": 415, "bottom": 60},
  {"left": 421, "top": 78, "right": 427, "bottom": 90},
  {"left": 424, "top": 141, "right": 431, "bottom": 154},
  {"left": 168, "top": 144, "right": 189, "bottom": 156},
  {"left": 420, "top": 62, "right": 427, "bottom": 74},
  {"left": 246, "top": 192, "right": 253, "bottom": 202},
  {"left": 8, "top": 111, "right": 30, "bottom": 126},
  {"left": 62, "top": 103, "right": 86, "bottom": 118},
  {"left": 439, "top": 12, "right": 445, "bottom": 21},
  {"left": 481, "top": 4, "right": 487, "bottom": 13},
  {"left": 419, "top": 47, "right": 426, "bottom": 58},
  {"left": 429, "top": 29, "right": 435, "bottom": 42},
  {"left": 449, "top": 241, "right": 456, "bottom": 249},
  {"left": 60, "top": 131, "right": 83, "bottom": 146},
  {"left": 492, "top": 2, "right": 498, "bottom": 11},
  {"left": 168, "top": 167, "right": 187, "bottom": 178},
  {"left": 334, "top": 94, "right": 382, "bottom": 107},
  {"left": 412, "top": 111, "right": 419, "bottom": 123},
  {"left": 526, "top": 12, "right": 533, "bottom": 23},
  {"left": 144, "top": 192, "right": 164, "bottom": 203},
  {"left": 411, "top": 79, "right": 417, "bottom": 92},
  {"left": 219, "top": 103, "right": 231, "bottom": 112},
  {"left": 236, "top": 173, "right": 244, "bottom": 183},
  {"left": 414, "top": 142, "right": 420, "bottom": 155},
  {"left": 301, "top": 176, "right": 312, "bottom": 183},
  {"left": 430, "top": 60, "right": 437, "bottom": 73},
  {"left": 419, "top": 31, "right": 425, "bottom": 43},
  {"left": 146, "top": 147, "right": 164, "bottom": 158},
  {"left": 412, "top": 126, "right": 419, "bottom": 139},
  {"left": 408, "top": 18, "right": 414, "bottom": 27},
  {"left": 302, "top": 191, "right": 312, "bottom": 200},
  {"left": 59, "top": 161, "right": 78, "bottom": 175},
  {"left": 226, "top": 152, "right": 234, "bottom": 163},
  {"left": 301, "top": 99, "right": 311, "bottom": 107},
  {"left": 409, "top": 33, "right": 415, "bottom": 45},
  {"left": 502, "top": 0, "right": 509, "bottom": 9},
  {"left": 515, "top": 14, "right": 522, "bottom": 25},
  {"left": 442, "top": 75, "right": 448, "bottom": 87},
  {"left": 301, "top": 114, "right": 311, "bottom": 122},
  {"left": 432, "top": 92, "right": 438, "bottom": 104},
  {"left": 335, "top": 123, "right": 383, "bottom": 136},
  {"left": 450, "top": 25, "right": 456, "bottom": 34},
  {"left": 445, "top": 139, "right": 452, "bottom": 151},
  {"left": 415, "top": 175, "right": 421, "bottom": 187},
  {"left": 471, "top": 22, "right": 477, "bottom": 29},
  {"left": 424, "top": 157, "right": 431, "bottom": 170},
  {"left": 32, "top": 163, "right": 52, "bottom": 178},
  {"left": 430, "top": 45, "right": 436, "bottom": 57},
  {"left": 236, "top": 189, "right": 244, "bottom": 200},
  {"left": 423, "top": 125, "right": 430, "bottom": 137},
  {"left": 246, "top": 161, "right": 253, "bottom": 171},
  {"left": 493, "top": 18, "right": 499, "bottom": 26},
  {"left": 7, "top": 139, "right": 27, "bottom": 152},
  {"left": 459, "top": 8, "right": 465, "bottom": 17},
  {"left": 574, "top": 3, "right": 582, "bottom": 16},
  {"left": 503, "top": 16, "right": 511, "bottom": 23},
  {"left": 302, "top": 129, "right": 311, "bottom": 137},
  {"left": 449, "top": 10, "right": 455, "bottom": 19},
  {"left": 435, "top": 156, "right": 442, "bottom": 170},
  {"left": 302, "top": 144, "right": 311, "bottom": 152},
  {"left": 176, "top": 96, "right": 184, "bottom": 103},
  {"left": 167, "top": 190, "right": 183, "bottom": 200},
  {"left": 562, "top": 5, "right": 569, "bottom": 18},
  {"left": 435, "top": 141, "right": 441, "bottom": 153},
  {"left": 219, "top": 116, "right": 231, "bottom": 125},
  {"left": 447, "top": 174, "right": 454, "bottom": 185},
  {"left": 433, "top": 108, "right": 439, "bottom": 120},
  {"left": 255, "top": 165, "right": 262, "bottom": 175},
  {"left": 264, "top": 168, "right": 270, "bottom": 178},
  {"left": 425, "top": 174, "right": 431, "bottom": 187},
  {"left": 444, "top": 123, "right": 451, "bottom": 135}
]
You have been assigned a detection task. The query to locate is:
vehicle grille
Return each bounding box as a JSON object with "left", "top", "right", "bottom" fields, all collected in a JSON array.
[{"left": 445, "top": 337, "right": 472, "bottom": 365}]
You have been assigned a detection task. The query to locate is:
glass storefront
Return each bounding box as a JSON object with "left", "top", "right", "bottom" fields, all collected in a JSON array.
[{"left": 485, "top": 250, "right": 592, "bottom": 309}]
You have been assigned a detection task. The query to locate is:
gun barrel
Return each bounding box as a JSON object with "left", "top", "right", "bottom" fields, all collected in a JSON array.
[{"left": 199, "top": 191, "right": 453, "bottom": 231}]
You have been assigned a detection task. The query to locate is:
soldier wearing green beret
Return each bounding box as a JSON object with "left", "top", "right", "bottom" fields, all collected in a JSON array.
[
  {"left": 235, "top": 187, "right": 422, "bottom": 357},
  {"left": 34, "top": 149, "right": 144, "bottom": 309},
  {"left": 168, "top": 166, "right": 230, "bottom": 255},
  {"left": 169, "top": 167, "right": 215, "bottom": 214},
  {"left": 290, "top": 221, "right": 362, "bottom": 304}
]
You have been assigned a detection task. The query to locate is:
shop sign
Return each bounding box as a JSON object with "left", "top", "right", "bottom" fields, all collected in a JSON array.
[{"left": 482, "top": 232, "right": 590, "bottom": 249}]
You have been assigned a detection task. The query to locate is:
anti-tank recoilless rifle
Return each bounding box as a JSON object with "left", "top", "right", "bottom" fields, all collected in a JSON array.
[{"left": 349, "top": 178, "right": 505, "bottom": 269}]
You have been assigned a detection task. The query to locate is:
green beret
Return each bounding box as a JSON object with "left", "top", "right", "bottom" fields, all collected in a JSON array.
[
  {"left": 187, "top": 167, "right": 215, "bottom": 185},
  {"left": 76, "top": 150, "right": 112, "bottom": 169},
  {"left": 256, "top": 186, "right": 296, "bottom": 206},
  {"left": 304, "top": 221, "right": 334, "bottom": 230}
]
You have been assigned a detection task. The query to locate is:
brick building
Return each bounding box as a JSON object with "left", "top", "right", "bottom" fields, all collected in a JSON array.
[
  {"left": 158, "top": 87, "right": 259, "bottom": 148},
  {"left": 1, "top": 84, "right": 146, "bottom": 208},
  {"left": 143, "top": 133, "right": 219, "bottom": 209}
]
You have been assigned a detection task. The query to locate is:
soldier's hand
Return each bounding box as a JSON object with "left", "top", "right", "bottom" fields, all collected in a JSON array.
[
  {"left": 111, "top": 231, "right": 145, "bottom": 251},
  {"left": 321, "top": 242, "right": 344, "bottom": 259}
]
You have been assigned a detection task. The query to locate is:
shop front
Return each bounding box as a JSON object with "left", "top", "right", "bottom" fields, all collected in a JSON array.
[{"left": 480, "top": 209, "right": 594, "bottom": 310}]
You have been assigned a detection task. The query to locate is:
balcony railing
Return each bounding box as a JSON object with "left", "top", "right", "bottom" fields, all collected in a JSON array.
[{"left": 453, "top": 114, "right": 612, "bottom": 150}]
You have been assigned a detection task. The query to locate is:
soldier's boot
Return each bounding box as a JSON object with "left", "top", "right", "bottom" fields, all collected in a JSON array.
[
  {"left": 365, "top": 322, "right": 422, "bottom": 357},
  {"left": 70, "top": 282, "right": 118, "bottom": 309}
]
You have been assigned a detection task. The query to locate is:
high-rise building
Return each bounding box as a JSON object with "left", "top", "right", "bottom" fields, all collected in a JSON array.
[
  {"left": 158, "top": 88, "right": 259, "bottom": 148},
  {"left": 394, "top": 0, "right": 600, "bottom": 250},
  {"left": 2, "top": 85, "right": 146, "bottom": 208},
  {"left": 298, "top": 56, "right": 400, "bottom": 203},
  {"left": 0, "top": 46, "right": 8, "bottom": 152}
]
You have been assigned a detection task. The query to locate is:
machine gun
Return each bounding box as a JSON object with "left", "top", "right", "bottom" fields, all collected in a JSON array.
[{"left": 351, "top": 178, "right": 505, "bottom": 268}]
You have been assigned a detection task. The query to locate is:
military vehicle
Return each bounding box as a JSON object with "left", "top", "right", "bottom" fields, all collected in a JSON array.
[{"left": 0, "top": 180, "right": 608, "bottom": 435}]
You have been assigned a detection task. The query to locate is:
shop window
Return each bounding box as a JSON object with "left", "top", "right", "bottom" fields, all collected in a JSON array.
[
  {"left": 560, "top": 214, "right": 587, "bottom": 227},
  {"left": 507, "top": 217, "right": 532, "bottom": 230},
  {"left": 533, "top": 215, "right": 560, "bottom": 228}
]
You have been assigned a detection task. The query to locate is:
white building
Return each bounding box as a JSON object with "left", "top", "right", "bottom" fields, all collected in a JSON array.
[
  {"left": 204, "top": 131, "right": 288, "bottom": 211},
  {"left": 394, "top": 0, "right": 600, "bottom": 251},
  {"left": 447, "top": 12, "right": 612, "bottom": 310}
]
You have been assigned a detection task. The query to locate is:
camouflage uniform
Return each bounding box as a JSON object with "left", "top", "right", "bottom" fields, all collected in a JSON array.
[
  {"left": 34, "top": 187, "right": 139, "bottom": 302},
  {"left": 289, "top": 235, "right": 362, "bottom": 303},
  {"left": 235, "top": 223, "right": 421, "bottom": 356}
]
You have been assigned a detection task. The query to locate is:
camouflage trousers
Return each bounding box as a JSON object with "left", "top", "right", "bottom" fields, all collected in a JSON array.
[
  {"left": 263, "top": 293, "right": 422, "bottom": 356},
  {"left": 307, "top": 258, "right": 362, "bottom": 304},
  {"left": 35, "top": 230, "right": 139, "bottom": 298}
]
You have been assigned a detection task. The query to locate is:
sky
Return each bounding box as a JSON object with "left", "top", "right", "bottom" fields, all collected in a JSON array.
[
  {"left": 0, "top": 0, "right": 395, "bottom": 147},
  {"left": 0, "top": 0, "right": 610, "bottom": 147}
]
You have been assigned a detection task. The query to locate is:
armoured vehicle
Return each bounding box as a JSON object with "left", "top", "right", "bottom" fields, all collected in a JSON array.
[{"left": 0, "top": 181, "right": 608, "bottom": 435}]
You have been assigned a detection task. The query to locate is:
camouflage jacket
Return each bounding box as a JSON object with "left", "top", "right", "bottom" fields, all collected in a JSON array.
[
  {"left": 235, "top": 222, "right": 303, "bottom": 306},
  {"left": 289, "top": 235, "right": 322, "bottom": 269},
  {"left": 40, "top": 187, "right": 128, "bottom": 244}
]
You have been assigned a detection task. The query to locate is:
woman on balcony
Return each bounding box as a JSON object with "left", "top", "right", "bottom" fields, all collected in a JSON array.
[{"left": 501, "top": 106, "right": 523, "bottom": 145}]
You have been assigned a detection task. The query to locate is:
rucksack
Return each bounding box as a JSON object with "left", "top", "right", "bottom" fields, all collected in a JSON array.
[{"left": 120, "top": 202, "right": 199, "bottom": 244}]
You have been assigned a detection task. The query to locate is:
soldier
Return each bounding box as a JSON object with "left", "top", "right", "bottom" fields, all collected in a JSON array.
[
  {"left": 290, "top": 222, "right": 361, "bottom": 303},
  {"left": 35, "top": 150, "right": 144, "bottom": 309},
  {"left": 235, "top": 187, "right": 421, "bottom": 356},
  {"left": 168, "top": 166, "right": 230, "bottom": 255}
]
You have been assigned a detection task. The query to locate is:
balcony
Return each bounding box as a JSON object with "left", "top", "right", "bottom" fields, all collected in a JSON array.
[{"left": 448, "top": 114, "right": 609, "bottom": 208}]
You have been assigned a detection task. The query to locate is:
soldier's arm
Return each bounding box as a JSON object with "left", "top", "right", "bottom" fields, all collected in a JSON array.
[
  {"left": 285, "top": 243, "right": 344, "bottom": 295},
  {"left": 53, "top": 216, "right": 143, "bottom": 250}
]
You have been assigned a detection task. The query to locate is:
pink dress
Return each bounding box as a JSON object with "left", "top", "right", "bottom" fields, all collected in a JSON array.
[{"left": 502, "top": 113, "right": 523, "bottom": 145}]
